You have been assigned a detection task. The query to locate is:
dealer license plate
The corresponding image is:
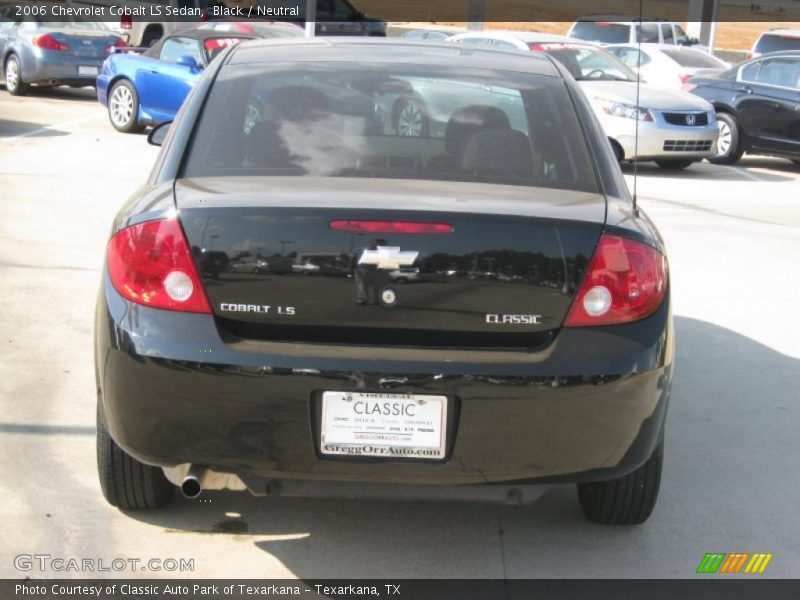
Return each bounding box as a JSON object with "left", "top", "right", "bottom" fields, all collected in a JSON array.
[
  {"left": 78, "top": 65, "right": 98, "bottom": 76},
  {"left": 320, "top": 391, "right": 447, "bottom": 460}
]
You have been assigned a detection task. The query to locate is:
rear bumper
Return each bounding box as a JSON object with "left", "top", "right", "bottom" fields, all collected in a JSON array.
[
  {"left": 96, "top": 271, "right": 674, "bottom": 487},
  {"left": 22, "top": 51, "right": 105, "bottom": 85}
]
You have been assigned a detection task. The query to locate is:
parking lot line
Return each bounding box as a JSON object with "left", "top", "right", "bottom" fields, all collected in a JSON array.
[{"left": 728, "top": 166, "right": 774, "bottom": 182}]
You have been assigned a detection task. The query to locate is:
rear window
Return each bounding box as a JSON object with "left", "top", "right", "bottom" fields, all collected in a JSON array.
[
  {"left": 661, "top": 48, "right": 723, "bottom": 68},
  {"left": 570, "top": 21, "right": 630, "bottom": 44},
  {"left": 181, "top": 63, "right": 599, "bottom": 193},
  {"left": 754, "top": 33, "right": 800, "bottom": 54}
]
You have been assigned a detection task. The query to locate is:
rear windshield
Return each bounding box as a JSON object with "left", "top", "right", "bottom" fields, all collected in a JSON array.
[
  {"left": 570, "top": 21, "right": 630, "bottom": 44},
  {"left": 661, "top": 48, "right": 723, "bottom": 68},
  {"left": 181, "top": 63, "right": 599, "bottom": 193},
  {"left": 755, "top": 33, "right": 800, "bottom": 54}
]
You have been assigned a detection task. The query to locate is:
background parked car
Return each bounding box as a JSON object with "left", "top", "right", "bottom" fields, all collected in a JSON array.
[
  {"left": 97, "top": 27, "right": 281, "bottom": 132},
  {"left": 448, "top": 32, "right": 718, "bottom": 169},
  {"left": 0, "top": 8, "right": 125, "bottom": 95},
  {"left": 748, "top": 28, "right": 800, "bottom": 59},
  {"left": 685, "top": 51, "right": 800, "bottom": 165},
  {"left": 256, "top": 0, "right": 386, "bottom": 37},
  {"left": 568, "top": 15, "right": 702, "bottom": 49},
  {"left": 607, "top": 44, "right": 730, "bottom": 91}
]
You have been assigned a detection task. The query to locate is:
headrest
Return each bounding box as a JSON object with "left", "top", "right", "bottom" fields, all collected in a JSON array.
[
  {"left": 445, "top": 105, "right": 511, "bottom": 155},
  {"left": 266, "top": 86, "right": 330, "bottom": 121},
  {"left": 245, "top": 120, "right": 294, "bottom": 168},
  {"left": 460, "top": 129, "right": 533, "bottom": 179}
]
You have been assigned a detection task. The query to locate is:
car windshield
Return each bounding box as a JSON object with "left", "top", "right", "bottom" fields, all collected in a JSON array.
[
  {"left": 181, "top": 63, "right": 599, "bottom": 193},
  {"left": 661, "top": 48, "right": 723, "bottom": 68},
  {"left": 534, "top": 43, "right": 637, "bottom": 82},
  {"left": 570, "top": 21, "right": 630, "bottom": 44},
  {"left": 754, "top": 33, "right": 800, "bottom": 54}
]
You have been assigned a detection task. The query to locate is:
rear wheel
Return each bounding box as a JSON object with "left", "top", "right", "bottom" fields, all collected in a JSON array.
[
  {"left": 108, "top": 80, "right": 144, "bottom": 133},
  {"left": 577, "top": 440, "right": 663, "bottom": 525},
  {"left": 655, "top": 159, "right": 694, "bottom": 170},
  {"left": 4, "top": 54, "right": 28, "bottom": 96},
  {"left": 708, "top": 112, "right": 744, "bottom": 165},
  {"left": 97, "top": 414, "right": 174, "bottom": 509},
  {"left": 608, "top": 138, "right": 624, "bottom": 162},
  {"left": 393, "top": 98, "right": 429, "bottom": 137}
]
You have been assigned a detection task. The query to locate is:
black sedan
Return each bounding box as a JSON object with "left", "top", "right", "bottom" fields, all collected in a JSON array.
[
  {"left": 95, "top": 39, "right": 673, "bottom": 525},
  {"left": 686, "top": 51, "right": 800, "bottom": 165}
]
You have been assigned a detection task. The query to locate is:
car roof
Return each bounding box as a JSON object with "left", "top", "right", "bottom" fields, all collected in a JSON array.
[
  {"left": 747, "top": 50, "right": 800, "bottom": 58},
  {"left": 575, "top": 14, "right": 670, "bottom": 23},
  {"left": 607, "top": 43, "right": 703, "bottom": 52},
  {"left": 761, "top": 28, "right": 800, "bottom": 36},
  {"left": 452, "top": 30, "right": 595, "bottom": 45},
  {"left": 227, "top": 38, "right": 561, "bottom": 76}
]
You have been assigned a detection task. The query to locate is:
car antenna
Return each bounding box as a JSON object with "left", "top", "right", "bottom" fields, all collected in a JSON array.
[{"left": 632, "top": 0, "right": 643, "bottom": 215}]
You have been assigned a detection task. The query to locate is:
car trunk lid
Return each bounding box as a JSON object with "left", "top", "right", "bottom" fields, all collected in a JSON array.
[{"left": 175, "top": 177, "right": 606, "bottom": 349}]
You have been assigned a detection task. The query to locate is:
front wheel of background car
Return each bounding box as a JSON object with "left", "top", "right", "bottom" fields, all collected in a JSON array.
[
  {"left": 655, "top": 159, "right": 694, "bottom": 170},
  {"left": 577, "top": 440, "right": 663, "bottom": 525},
  {"left": 97, "top": 414, "right": 174, "bottom": 509},
  {"left": 107, "top": 80, "right": 144, "bottom": 133},
  {"left": 708, "top": 112, "right": 744, "bottom": 165},
  {"left": 4, "top": 54, "right": 29, "bottom": 96}
]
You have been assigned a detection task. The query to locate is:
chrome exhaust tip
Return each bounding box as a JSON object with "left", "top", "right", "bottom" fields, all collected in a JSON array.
[{"left": 180, "top": 465, "right": 207, "bottom": 499}]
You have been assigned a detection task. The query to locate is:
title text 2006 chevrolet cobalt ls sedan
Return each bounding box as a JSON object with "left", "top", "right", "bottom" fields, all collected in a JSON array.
[{"left": 95, "top": 39, "right": 673, "bottom": 525}]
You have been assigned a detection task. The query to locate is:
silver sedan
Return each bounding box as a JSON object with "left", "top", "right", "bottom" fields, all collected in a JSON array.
[{"left": 0, "top": 7, "right": 124, "bottom": 95}]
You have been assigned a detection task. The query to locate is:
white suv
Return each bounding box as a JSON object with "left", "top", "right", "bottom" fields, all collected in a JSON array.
[
  {"left": 568, "top": 16, "right": 701, "bottom": 49},
  {"left": 69, "top": 0, "right": 213, "bottom": 47},
  {"left": 748, "top": 29, "right": 800, "bottom": 59}
]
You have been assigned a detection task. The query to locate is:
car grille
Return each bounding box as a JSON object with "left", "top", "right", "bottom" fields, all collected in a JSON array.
[
  {"left": 663, "top": 140, "right": 714, "bottom": 152},
  {"left": 662, "top": 112, "right": 709, "bottom": 126}
]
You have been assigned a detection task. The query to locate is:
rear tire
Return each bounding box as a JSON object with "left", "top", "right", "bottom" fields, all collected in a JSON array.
[
  {"left": 107, "top": 79, "right": 144, "bottom": 133},
  {"left": 577, "top": 440, "right": 663, "bottom": 525},
  {"left": 608, "top": 138, "right": 624, "bottom": 162},
  {"left": 97, "top": 414, "right": 174, "bottom": 509},
  {"left": 655, "top": 159, "right": 694, "bottom": 170},
  {"left": 4, "top": 54, "right": 29, "bottom": 96},
  {"left": 393, "top": 98, "right": 429, "bottom": 137},
  {"left": 708, "top": 112, "right": 744, "bottom": 165}
]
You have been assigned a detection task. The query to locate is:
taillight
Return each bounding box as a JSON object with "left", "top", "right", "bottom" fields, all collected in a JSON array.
[
  {"left": 679, "top": 73, "right": 692, "bottom": 83},
  {"left": 107, "top": 219, "right": 211, "bottom": 314},
  {"left": 746, "top": 52, "right": 753, "bottom": 59},
  {"left": 329, "top": 220, "right": 453, "bottom": 234},
  {"left": 33, "top": 34, "right": 69, "bottom": 51},
  {"left": 105, "top": 38, "right": 128, "bottom": 53},
  {"left": 120, "top": 14, "right": 132, "bottom": 29},
  {"left": 564, "top": 234, "right": 667, "bottom": 327}
]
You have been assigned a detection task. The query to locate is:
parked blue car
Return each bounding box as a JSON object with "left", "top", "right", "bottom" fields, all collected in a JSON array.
[
  {"left": 0, "top": 9, "right": 124, "bottom": 96},
  {"left": 97, "top": 28, "right": 258, "bottom": 133}
]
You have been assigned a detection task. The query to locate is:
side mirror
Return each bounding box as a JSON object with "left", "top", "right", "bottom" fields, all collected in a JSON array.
[
  {"left": 147, "top": 121, "right": 172, "bottom": 147},
  {"left": 177, "top": 54, "right": 201, "bottom": 72}
]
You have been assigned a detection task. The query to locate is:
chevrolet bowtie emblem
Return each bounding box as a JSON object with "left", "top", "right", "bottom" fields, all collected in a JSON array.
[{"left": 358, "top": 246, "right": 419, "bottom": 270}]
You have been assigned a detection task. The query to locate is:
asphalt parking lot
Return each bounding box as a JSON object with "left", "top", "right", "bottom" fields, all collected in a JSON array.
[{"left": 1, "top": 86, "right": 799, "bottom": 579}]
